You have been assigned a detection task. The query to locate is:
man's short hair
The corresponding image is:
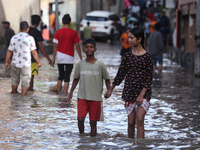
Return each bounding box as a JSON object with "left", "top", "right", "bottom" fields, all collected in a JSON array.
[
  {"left": 83, "top": 38, "right": 96, "bottom": 47},
  {"left": 2, "top": 21, "right": 10, "bottom": 25},
  {"left": 20, "top": 21, "right": 29, "bottom": 31},
  {"left": 62, "top": 14, "right": 71, "bottom": 25},
  {"left": 134, "top": 22, "right": 140, "bottom": 27},
  {"left": 154, "top": 22, "right": 161, "bottom": 31},
  {"left": 31, "top": 15, "right": 41, "bottom": 25}
]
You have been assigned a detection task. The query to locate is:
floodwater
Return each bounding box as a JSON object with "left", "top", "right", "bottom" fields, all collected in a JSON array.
[{"left": 0, "top": 42, "right": 200, "bottom": 149}]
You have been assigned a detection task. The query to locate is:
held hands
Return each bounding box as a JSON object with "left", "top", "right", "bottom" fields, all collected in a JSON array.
[
  {"left": 104, "top": 89, "right": 112, "bottom": 98},
  {"left": 48, "top": 59, "right": 54, "bottom": 67},
  {"left": 51, "top": 59, "right": 55, "bottom": 67}
]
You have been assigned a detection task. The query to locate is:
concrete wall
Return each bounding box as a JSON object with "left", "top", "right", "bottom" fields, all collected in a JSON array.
[
  {"left": 58, "top": 0, "right": 77, "bottom": 25},
  {"left": 0, "top": 0, "right": 40, "bottom": 44},
  {"left": 170, "top": 47, "right": 194, "bottom": 71}
]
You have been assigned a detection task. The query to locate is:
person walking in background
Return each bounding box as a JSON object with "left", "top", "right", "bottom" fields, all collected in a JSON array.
[
  {"left": 68, "top": 38, "right": 110, "bottom": 136},
  {"left": 120, "top": 28, "right": 130, "bottom": 60},
  {"left": 147, "top": 23, "right": 163, "bottom": 73},
  {"left": 144, "top": 16, "right": 151, "bottom": 46},
  {"left": 127, "top": 14, "right": 138, "bottom": 29},
  {"left": 2, "top": 21, "right": 15, "bottom": 66},
  {"left": 159, "top": 11, "right": 170, "bottom": 30},
  {"left": 2, "top": 21, "right": 15, "bottom": 48},
  {"left": 52, "top": 14, "right": 82, "bottom": 95},
  {"left": 160, "top": 11, "right": 170, "bottom": 48},
  {"left": 131, "top": 1, "right": 141, "bottom": 19},
  {"left": 81, "top": 21, "right": 93, "bottom": 41},
  {"left": 105, "top": 27, "right": 153, "bottom": 139},
  {"left": 139, "top": 9, "right": 148, "bottom": 28},
  {"left": 144, "top": 17, "right": 150, "bottom": 37},
  {"left": 161, "top": 23, "right": 171, "bottom": 48},
  {"left": 125, "top": 0, "right": 131, "bottom": 9},
  {"left": 120, "top": 9, "right": 128, "bottom": 31},
  {"left": 149, "top": 16, "right": 158, "bottom": 34},
  {"left": 49, "top": 11, "right": 55, "bottom": 39},
  {"left": 28, "top": 15, "right": 53, "bottom": 91},
  {"left": 52, "top": 11, "right": 60, "bottom": 32},
  {"left": 5, "top": 21, "right": 41, "bottom": 95},
  {"left": 147, "top": 10, "right": 153, "bottom": 21}
]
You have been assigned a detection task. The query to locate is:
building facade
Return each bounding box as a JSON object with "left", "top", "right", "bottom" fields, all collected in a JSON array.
[
  {"left": 0, "top": 0, "right": 40, "bottom": 60},
  {"left": 173, "top": 0, "right": 200, "bottom": 75},
  {"left": 0, "top": 0, "right": 40, "bottom": 44}
]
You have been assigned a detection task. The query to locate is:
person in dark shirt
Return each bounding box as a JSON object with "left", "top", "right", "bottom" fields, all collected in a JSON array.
[
  {"left": 28, "top": 15, "right": 53, "bottom": 91},
  {"left": 147, "top": 23, "right": 163, "bottom": 73},
  {"left": 159, "top": 11, "right": 170, "bottom": 28},
  {"left": 2, "top": 21, "right": 15, "bottom": 65},
  {"left": 2, "top": 21, "right": 15, "bottom": 47},
  {"left": 161, "top": 23, "right": 171, "bottom": 48}
]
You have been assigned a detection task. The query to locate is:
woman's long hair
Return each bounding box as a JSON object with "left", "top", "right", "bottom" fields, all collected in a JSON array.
[{"left": 129, "top": 27, "right": 145, "bottom": 49}]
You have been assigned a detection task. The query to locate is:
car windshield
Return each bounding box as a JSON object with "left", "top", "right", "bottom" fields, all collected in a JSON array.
[{"left": 85, "top": 16, "right": 108, "bottom": 21}]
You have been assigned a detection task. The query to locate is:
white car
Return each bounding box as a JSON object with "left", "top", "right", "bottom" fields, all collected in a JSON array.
[{"left": 80, "top": 10, "right": 120, "bottom": 41}]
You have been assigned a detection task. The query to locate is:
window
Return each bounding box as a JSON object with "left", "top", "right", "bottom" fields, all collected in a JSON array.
[
  {"left": 109, "top": 14, "right": 119, "bottom": 21},
  {"left": 85, "top": 16, "right": 108, "bottom": 21}
]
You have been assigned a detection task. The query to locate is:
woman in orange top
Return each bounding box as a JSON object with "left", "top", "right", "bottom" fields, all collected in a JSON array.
[
  {"left": 120, "top": 28, "right": 131, "bottom": 60},
  {"left": 149, "top": 16, "right": 158, "bottom": 33}
]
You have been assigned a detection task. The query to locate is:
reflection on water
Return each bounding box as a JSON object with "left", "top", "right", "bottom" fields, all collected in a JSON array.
[{"left": 0, "top": 45, "right": 200, "bottom": 149}]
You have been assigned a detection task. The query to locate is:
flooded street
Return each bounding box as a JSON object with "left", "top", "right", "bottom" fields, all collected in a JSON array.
[{"left": 0, "top": 42, "right": 200, "bottom": 149}]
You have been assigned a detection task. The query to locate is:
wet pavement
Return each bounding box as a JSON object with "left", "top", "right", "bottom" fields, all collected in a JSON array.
[{"left": 0, "top": 42, "right": 200, "bottom": 149}]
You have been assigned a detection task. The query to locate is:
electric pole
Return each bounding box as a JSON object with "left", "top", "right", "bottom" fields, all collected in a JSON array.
[{"left": 55, "top": 0, "right": 59, "bottom": 31}]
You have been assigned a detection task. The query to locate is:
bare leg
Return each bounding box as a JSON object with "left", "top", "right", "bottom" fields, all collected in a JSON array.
[
  {"left": 12, "top": 85, "right": 18, "bottom": 94},
  {"left": 78, "top": 118, "right": 85, "bottom": 134},
  {"left": 57, "top": 80, "right": 62, "bottom": 94},
  {"left": 158, "top": 64, "right": 162, "bottom": 73},
  {"left": 90, "top": 120, "right": 97, "bottom": 136},
  {"left": 63, "top": 82, "right": 69, "bottom": 94},
  {"left": 29, "top": 75, "right": 34, "bottom": 91},
  {"left": 128, "top": 109, "right": 136, "bottom": 138},
  {"left": 136, "top": 106, "right": 146, "bottom": 139},
  {"left": 21, "top": 86, "right": 28, "bottom": 96}
]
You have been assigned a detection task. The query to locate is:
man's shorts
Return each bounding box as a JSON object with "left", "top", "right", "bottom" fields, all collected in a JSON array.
[
  {"left": 77, "top": 99, "right": 102, "bottom": 121},
  {"left": 31, "top": 62, "right": 38, "bottom": 75},
  {"left": 124, "top": 99, "right": 150, "bottom": 115},
  {"left": 152, "top": 54, "right": 163, "bottom": 66},
  {"left": 11, "top": 66, "right": 31, "bottom": 88}
]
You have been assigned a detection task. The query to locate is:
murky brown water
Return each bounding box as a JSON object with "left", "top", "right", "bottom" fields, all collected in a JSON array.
[{"left": 0, "top": 42, "right": 200, "bottom": 149}]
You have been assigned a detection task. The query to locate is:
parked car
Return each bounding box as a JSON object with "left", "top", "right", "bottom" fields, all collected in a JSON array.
[{"left": 80, "top": 10, "right": 121, "bottom": 42}]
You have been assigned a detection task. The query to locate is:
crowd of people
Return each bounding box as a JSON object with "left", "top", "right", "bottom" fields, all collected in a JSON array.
[
  {"left": 2, "top": 1, "right": 171, "bottom": 139},
  {"left": 2, "top": 12, "right": 154, "bottom": 140},
  {"left": 119, "top": 0, "right": 171, "bottom": 74}
]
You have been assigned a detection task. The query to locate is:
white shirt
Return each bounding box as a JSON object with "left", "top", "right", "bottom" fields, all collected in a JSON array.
[
  {"left": 131, "top": 5, "right": 140, "bottom": 14},
  {"left": 8, "top": 32, "right": 36, "bottom": 68},
  {"left": 53, "top": 38, "right": 74, "bottom": 64}
]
